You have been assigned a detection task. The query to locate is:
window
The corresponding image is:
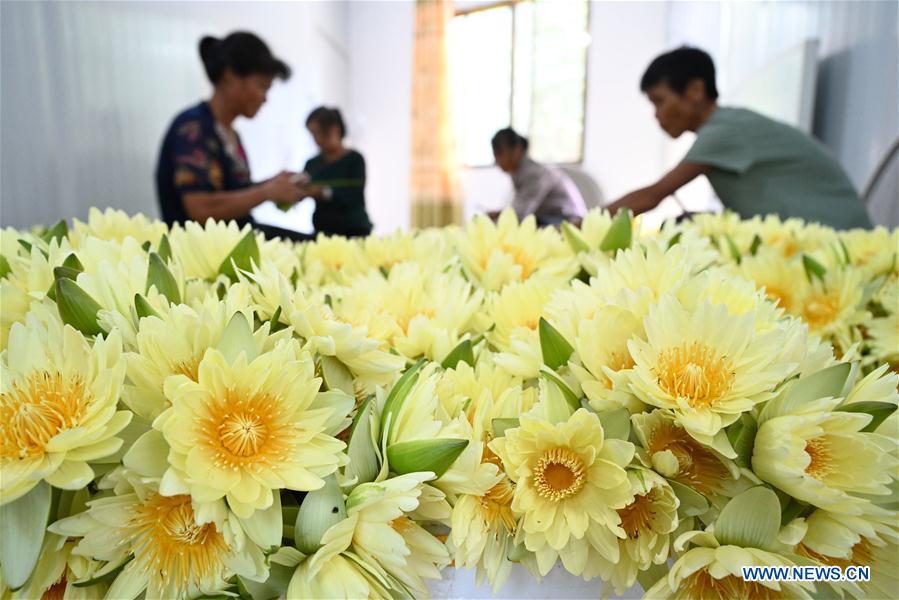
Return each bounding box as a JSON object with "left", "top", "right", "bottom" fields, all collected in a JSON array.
[{"left": 449, "top": 0, "right": 590, "bottom": 167}]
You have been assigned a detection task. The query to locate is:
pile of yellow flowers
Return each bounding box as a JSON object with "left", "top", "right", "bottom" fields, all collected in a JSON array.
[{"left": 1, "top": 207, "right": 897, "bottom": 599}]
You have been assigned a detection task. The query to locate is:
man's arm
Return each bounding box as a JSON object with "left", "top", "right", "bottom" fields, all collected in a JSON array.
[{"left": 607, "top": 162, "right": 707, "bottom": 216}]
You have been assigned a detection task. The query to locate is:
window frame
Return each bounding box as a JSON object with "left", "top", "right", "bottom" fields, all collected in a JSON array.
[{"left": 452, "top": 0, "right": 591, "bottom": 168}]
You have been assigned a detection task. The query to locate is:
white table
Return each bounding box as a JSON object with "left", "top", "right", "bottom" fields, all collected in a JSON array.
[{"left": 428, "top": 564, "right": 645, "bottom": 599}]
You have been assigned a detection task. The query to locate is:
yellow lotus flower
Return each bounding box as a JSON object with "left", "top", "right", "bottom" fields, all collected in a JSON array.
[
  {"left": 591, "top": 470, "right": 679, "bottom": 594},
  {"left": 125, "top": 289, "right": 285, "bottom": 419},
  {"left": 569, "top": 303, "right": 645, "bottom": 413},
  {"left": 844, "top": 364, "right": 899, "bottom": 435},
  {"left": 450, "top": 448, "right": 517, "bottom": 591},
  {"left": 302, "top": 233, "right": 370, "bottom": 286},
  {"left": 628, "top": 294, "right": 796, "bottom": 456},
  {"left": 155, "top": 339, "right": 346, "bottom": 518},
  {"left": 168, "top": 220, "right": 298, "bottom": 281},
  {"left": 868, "top": 277, "right": 898, "bottom": 370},
  {"left": 796, "top": 508, "right": 899, "bottom": 600},
  {"left": 1, "top": 313, "right": 130, "bottom": 504},
  {"left": 1, "top": 533, "right": 106, "bottom": 600},
  {"left": 840, "top": 226, "right": 899, "bottom": 277},
  {"left": 737, "top": 249, "right": 808, "bottom": 314},
  {"left": 363, "top": 228, "right": 455, "bottom": 274},
  {"left": 752, "top": 396, "right": 896, "bottom": 514},
  {"left": 454, "top": 210, "right": 577, "bottom": 292},
  {"left": 645, "top": 533, "right": 814, "bottom": 599},
  {"left": 50, "top": 484, "right": 253, "bottom": 599},
  {"left": 631, "top": 411, "right": 737, "bottom": 497},
  {"left": 489, "top": 408, "right": 634, "bottom": 577},
  {"left": 487, "top": 277, "right": 556, "bottom": 378},
  {"left": 69, "top": 207, "right": 167, "bottom": 249},
  {"left": 796, "top": 267, "right": 868, "bottom": 354},
  {"left": 335, "top": 261, "right": 483, "bottom": 361},
  {"left": 243, "top": 262, "right": 405, "bottom": 390}
]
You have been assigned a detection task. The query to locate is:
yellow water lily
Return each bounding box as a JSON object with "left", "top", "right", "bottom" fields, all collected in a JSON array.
[
  {"left": 796, "top": 267, "right": 868, "bottom": 354},
  {"left": 628, "top": 294, "right": 796, "bottom": 456},
  {"left": 1, "top": 313, "right": 130, "bottom": 503},
  {"left": 69, "top": 207, "right": 167, "bottom": 249},
  {"left": 487, "top": 277, "right": 556, "bottom": 378},
  {"left": 737, "top": 249, "right": 808, "bottom": 314},
  {"left": 454, "top": 210, "right": 577, "bottom": 292},
  {"left": 489, "top": 408, "right": 634, "bottom": 577},
  {"left": 155, "top": 338, "right": 346, "bottom": 518},
  {"left": 752, "top": 395, "right": 897, "bottom": 514}
]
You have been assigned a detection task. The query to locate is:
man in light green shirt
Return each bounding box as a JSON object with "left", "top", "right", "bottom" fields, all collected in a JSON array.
[{"left": 609, "top": 47, "right": 872, "bottom": 229}]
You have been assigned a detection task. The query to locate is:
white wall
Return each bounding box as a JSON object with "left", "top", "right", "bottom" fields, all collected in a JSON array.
[
  {"left": 666, "top": 0, "right": 899, "bottom": 226},
  {"left": 0, "top": 0, "right": 350, "bottom": 231},
  {"left": 346, "top": 1, "right": 416, "bottom": 235}
]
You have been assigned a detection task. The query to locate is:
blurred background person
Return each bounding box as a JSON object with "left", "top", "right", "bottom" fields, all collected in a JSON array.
[
  {"left": 607, "top": 47, "right": 872, "bottom": 229},
  {"left": 156, "top": 31, "right": 307, "bottom": 238},
  {"left": 297, "top": 106, "right": 373, "bottom": 237},
  {"left": 490, "top": 128, "right": 585, "bottom": 227}
]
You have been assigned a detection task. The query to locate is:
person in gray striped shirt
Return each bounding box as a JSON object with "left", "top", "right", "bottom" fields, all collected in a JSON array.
[{"left": 490, "top": 128, "right": 585, "bottom": 226}]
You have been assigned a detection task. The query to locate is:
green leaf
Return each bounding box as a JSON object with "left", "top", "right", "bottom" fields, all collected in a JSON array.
[
  {"left": 268, "top": 306, "right": 288, "bottom": 332},
  {"left": 715, "top": 486, "right": 781, "bottom": 550},
  {"left": 238, "top": 564, "right": 294, "bottom": 600},
  {"left": 41, "top": 219, "right": 68, "bottom": 244},
  {"left": 55, "top": 278, "right": 104, "bottom": 336},
  {"left": 294, "top": 474, "right": 346, "bottom": 555},
  {"left": 387, "top": 438, "right": 469, "bottom": 478},
  {"left": 599, "top": 209, "right": 632, "bottom": 252},
  {"left": 381, "top": 359, "right": 427, "bottom": 444},
  {"left": 0, "top": 481, "right": 52, "bottom": 590},
  {"left": 838, "top": 239, "right": 851, "bottom": 264},
  {"left": 218, "top": 231, "right": 260, "bottom": 281},
  {"left": 726, "top": 413, "right": 758, "bottom": 469},
  {"left": 345, "top": 398, "right": 380, "bottom": 488},
  {"left": 440, "top": 339, "right": 474, "bottom": 369},
  {"left": 668, "top": 480, "right": 710, "bottom": 518},
  {"left": 780, "top": 499, "right": 811, "bottom": 526},
  {"left": 538, "top": 318, "right": 574, "bottom": 370},
  {"left": 146, "top": 252, "right": 181, "bottom": 304},
  {"left": 666, "top": 231, "right": 683, "bottom": 249},
  {"left": 320, "top": 355, "right": 355, "bottom": 396},
  {"left": 47, "top": 265, "right": 81, "bottom": 301},
  {"left": 157, "top": 234, "right": 173, "bottom": 263},
  {"left": 539, "top": 369, "right": 580, "bottom": 412},
  {"left": 839, "top": 401, "right": 897, "bottom": 433},
  {"left": 597, "top": 408, "right": 631, "bottom": 441},
  {"left": 217, "top": 313, "right": 259, "bottom": 363},
  {"left": 134, "top": 293, "right": 161, "bottom": 319},
  {"left": 749, "top": 234, "right": 762, "bottom": 256},
  {"left": 802, "top": 254, "right": 826, "bottom": 283},
  {"left": 724, "top": 234, "right": 741, "bottom": 263},
  {"left": 561, "top": 221, "right": 590, "bottom": 253},
  {"left": 491, "top": 418, "right": 520, "bottom": 438},
  {"left": 141, "top": 240, "right": 152, "bottom": 252}
]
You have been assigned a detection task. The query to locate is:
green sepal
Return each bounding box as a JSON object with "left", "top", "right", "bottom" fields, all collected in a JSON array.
[
  {"left": 218, "top": 231, "right": 260, "bottom": 281},
  {"left": 538, "top": 317, "right": 574, "bottom": 370},
  {"left": 55, "top": 277, "right": 104, "bottom": 336},
  {"left": 146, "top": 252, "right": 181, "bottom": 304},
  {"left": 440, "top": 338, "right": 475, "bottom": 370},
  {"left": 599, "top": 209, "right": 632, "bottom": 252},
  {"left": 0, "top": 481, "right": 52, "bottom": 590},
  {"left": 491, "top": 418, "right": 520, "bottom": 438},
  {"left": 715, "top": 486, "right": 781, "bottom": 550},
  {"left": 839, "top": 401, "right": 896, "bottom": 433},
  {"left": 387, "top": 438, "right": 469, "bottom": 478},
  {"left": 802, "top": 254, "right": 826, "bottom": 283},
  {"left": 596, "top": 407, "right": 631, "bottom": 441}
]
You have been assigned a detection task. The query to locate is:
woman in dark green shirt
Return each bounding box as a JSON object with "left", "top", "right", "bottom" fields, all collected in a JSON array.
[{"left": 298, "top": 107, "right": 373, "bottom": 237}]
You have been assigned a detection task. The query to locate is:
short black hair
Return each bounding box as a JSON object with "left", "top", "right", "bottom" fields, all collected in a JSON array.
[
  {"left": 640, "top": 46, "right": 718, "bottom": 100},
  {"left": 491, "top": 127, "right": 528, "bottom": 153},
  {"left": 306, "top": 106, "right": 346, "bottom": 138},
  {"left": 199, "top": 32, "right": 290, "bottom": 84}
]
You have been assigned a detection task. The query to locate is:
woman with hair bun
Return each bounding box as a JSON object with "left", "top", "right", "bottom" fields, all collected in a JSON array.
[
  {"left": 296, "top": 106, "right": 373, "bottom": 237},
  {"left": 156, "top": 31, "right": 307, "bottom": 238}
]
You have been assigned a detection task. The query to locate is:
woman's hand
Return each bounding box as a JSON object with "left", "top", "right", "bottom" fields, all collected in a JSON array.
[{"left": 264, "top": 171, "right": 305, "bottom": 205}]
